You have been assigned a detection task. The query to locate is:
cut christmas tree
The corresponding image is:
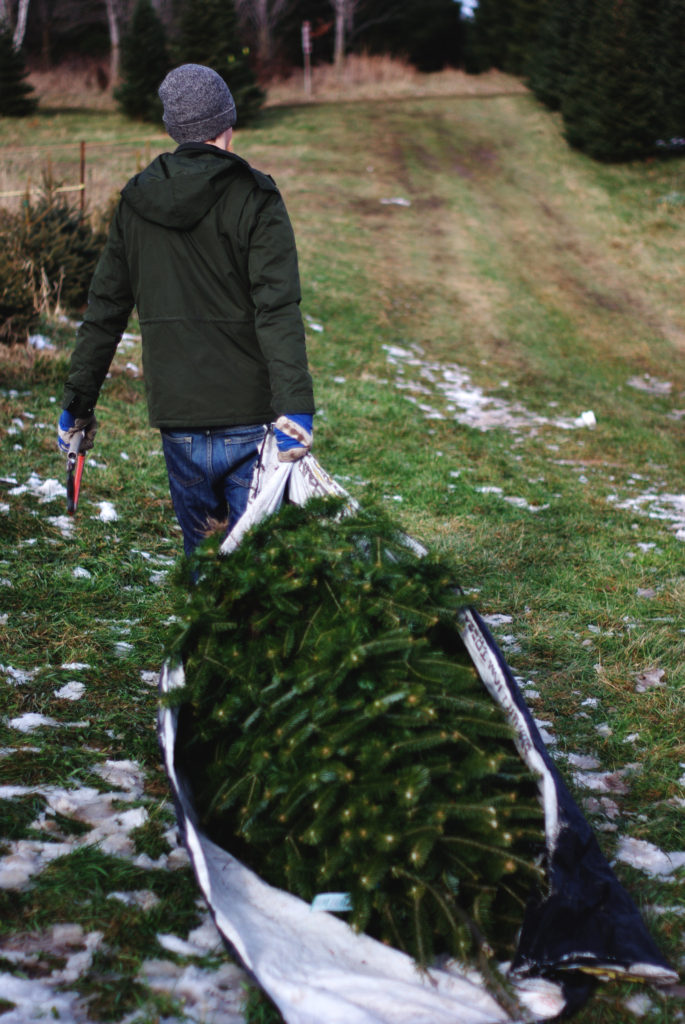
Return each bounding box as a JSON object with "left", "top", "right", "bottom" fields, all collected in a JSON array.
[{"left": 165, "top": 497, "right": 545, "bottom": 967}]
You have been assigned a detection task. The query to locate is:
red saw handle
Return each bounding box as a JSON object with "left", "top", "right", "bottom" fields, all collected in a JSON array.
[{"left": 67, "top": 452, "right": 86, "bottom": 515}]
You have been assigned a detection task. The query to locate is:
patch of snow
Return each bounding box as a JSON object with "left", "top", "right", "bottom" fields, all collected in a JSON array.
[
  {"left": 609, "top": 490, "right": 685, "bottom": 541},
  {"left": 627, "top": 374, "right": 672, "bottom": 395},
  {"left": 573, "top": 769, "right": 632, "bottom": 795},
  {"left": 93, "top": 759, "right": 146, "bottom": 795},
  {"left": 95, "top": 501, "right": 118, "bottom": 522},
  {"left": 72, "top": 566, "right": 92, "bottom": 579},
  {"left": 383, "top": 344, "right": 598, "bottom": 435},
  {"left": 615, "top": 836, "right": 685, "bottom": 877},
  {"left": 623, "top": 993, "right": 653, "bottom": 1016},
  {"left": 482, "top": 614, "right": 513, "bottom": 627},
  {"left": 108, "top": 889, "right": 160, "bottom": 911},
  {"left": 566, "top": 753, "right": 601, "bottom": 770},
  {"left": 380, "top": 196, "right": 411, "bottom": 207},
  {"left": 46, "top": 515, "right": 75, "bottom": 537},
  {"left": 0, "top": 973, "right": 84, "bottom": 1024},
  {"left": 634, "top": 667, "right": 666, "bottom": 692},
  {"left": 1, "top": 664, "right": 39, "bottom": 686},
  {"left": 28, "top": 334, "right": 56, "bottom": 351},
  {"left": 7, "top": 712, "right": 58, "bottom": 733},
  {"left": 9, "top": 473, "right": 66, "bottom": 503},
  {"left": 139, "top": 957, "right": 247, "bottom": 1024},
  {"left": 54, "top": 681, "right": 85, "bottom": 701}
]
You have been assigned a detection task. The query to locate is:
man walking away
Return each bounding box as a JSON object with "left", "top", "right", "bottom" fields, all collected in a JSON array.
[{"left": 58, "top": 64, "right": 315, "bottom": 555}]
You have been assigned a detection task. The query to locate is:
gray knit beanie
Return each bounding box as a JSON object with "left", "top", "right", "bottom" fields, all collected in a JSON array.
[{"left": 158, "top": 64, "right": 237, "bottom": 143}]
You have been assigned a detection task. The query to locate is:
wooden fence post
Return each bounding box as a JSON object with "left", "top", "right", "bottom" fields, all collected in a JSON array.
[{"left": 80, "top": 141, "right": 86, "bottom": 211}]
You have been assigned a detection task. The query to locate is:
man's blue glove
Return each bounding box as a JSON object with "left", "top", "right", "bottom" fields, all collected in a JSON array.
[
  {"left": 274, "top": 414, "right": 313, "bottom": 462},
  {"left": 57, "top": 409, "right": 98, "bottom": 453}
]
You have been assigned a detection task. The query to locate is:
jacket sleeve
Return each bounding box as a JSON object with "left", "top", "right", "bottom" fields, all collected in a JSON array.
[
  {"left": 243, "top": 188, "right": 315, "bottom": 416},
  {"left": 62, "top": 203, "right": 135, "bottom": 417}
]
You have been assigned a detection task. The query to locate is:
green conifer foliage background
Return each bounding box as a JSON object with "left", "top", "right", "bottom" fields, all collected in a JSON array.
[
  {"left": 561, "top": 0, "right": 661, "bottom": 162},
  {"left": 0, "top": 23, "right": 38, "bottom": 117},
  {"left": 527, "top": 0, "right": 581, "bottom": 111},
  {"left": 173, "top": 0, "right": 264, "bottom": 128},
  {"left": 166, "top": 499, "right": 545, "bottom": 966},
  {"left": 114, "top": 0, "right": 170, "bottom": 123},
  {"left": 653, "top": 0, "right": 685, "bottom": 146}
]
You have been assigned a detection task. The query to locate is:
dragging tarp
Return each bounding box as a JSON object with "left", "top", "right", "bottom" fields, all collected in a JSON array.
[{"left": 158, "top": 433, "right": 677, "bottom": 1023}]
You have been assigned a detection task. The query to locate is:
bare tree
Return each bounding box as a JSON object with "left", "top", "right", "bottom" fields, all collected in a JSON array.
[
  {"left": 330, "top": 0, "right": 359, "bottom": 72},
  {"left": 1, "top": 0, "right": 32, "bottom": 47},
  {"left": 234, "top": 0, "right": 289, "bottom": 69},
  {"left": 104, "top": 0, "right": 121, "bottom": 83}
]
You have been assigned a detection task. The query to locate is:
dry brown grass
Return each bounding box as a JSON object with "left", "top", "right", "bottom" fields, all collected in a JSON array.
[
  {"left": 27, "top": 54, "right": 526, "bottom": 114},
  {"left": 265, "top": 55, "right": 527, "bottom": 107},
  {"left": 27, "top": 56, "right": 117, "bottom": 111}
]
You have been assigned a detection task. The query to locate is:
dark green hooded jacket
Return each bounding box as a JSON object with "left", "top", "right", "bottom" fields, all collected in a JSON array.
[{"left": 63, "top": 143, "right": 314, "bottom": 428}]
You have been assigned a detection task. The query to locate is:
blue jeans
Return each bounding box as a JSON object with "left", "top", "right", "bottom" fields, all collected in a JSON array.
[{"left": 161, "top": 425, "right": 266, "bottom": 556}]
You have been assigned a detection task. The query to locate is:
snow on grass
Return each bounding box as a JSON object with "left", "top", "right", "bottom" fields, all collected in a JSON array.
[{"left": 383, "top": 343, "right": 597, "bottom": 435}]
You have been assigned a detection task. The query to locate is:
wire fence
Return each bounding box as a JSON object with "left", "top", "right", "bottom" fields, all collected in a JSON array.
[{"left": 0, "top": 135, "right": 169, "bottom": 216}]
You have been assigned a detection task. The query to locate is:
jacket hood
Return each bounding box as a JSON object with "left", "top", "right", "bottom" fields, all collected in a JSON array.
[{"left": 120, "top": 145, "right": 242, "bottom": 230}]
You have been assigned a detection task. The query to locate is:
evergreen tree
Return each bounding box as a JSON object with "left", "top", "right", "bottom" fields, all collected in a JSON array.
[
  {"left": 173, "top": 0, "right": 264, "bottom": 127},
  {"left": 0, "top": 22, "right": 38, "bottom": 117},
  {"left": 166, "top": 498, "right": 545, "bottom": 968},
  {"left": 527, "top": 0, "right": 577, "bottom": 110},
  {"left": 561, "top": 0, "right": 662, "bottom": 161},
  {"left": 506, "top": 0, "right": 547, "bottom": 77},
  {"left": 653, "top": 0, "right": 685, "bottom": 146},
  {"left": 462, "top": 0, "right": 512, "bottom": 73},
  {"left": 114, "top": 0, "right": 170, "bottom": 123},
  {"left": 352, "top": 0, "right": 465, "bottom": 72}
]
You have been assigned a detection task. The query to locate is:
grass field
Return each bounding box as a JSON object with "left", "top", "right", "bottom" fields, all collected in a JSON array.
[{"left": 0, "top": 66, "right": 683, "bottom": 1023}]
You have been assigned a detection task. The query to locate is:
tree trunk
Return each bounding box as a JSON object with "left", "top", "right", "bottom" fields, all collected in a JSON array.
[
  {"left": 333, "top": 0, "right": 345, "bottom": 73},
  {"left": 105, "top": 0, "right": 120, "bottom": 85},
  {"left": 13, "top": 0, "right": 30, "bottom": 48},
  {"left": 257, "top": 0, "right": 271, "bottom": 66}
]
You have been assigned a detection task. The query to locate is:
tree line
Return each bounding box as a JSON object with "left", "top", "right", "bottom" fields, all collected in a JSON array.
[
  {"left": 2, "top": 0, "right": 684, "bottom": 163},
  {"left": 1, "top": 0, "right": 466, "bottom": 81},
  {"left": 468, "top": 0, "right": 685, "bottom": 162}
]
